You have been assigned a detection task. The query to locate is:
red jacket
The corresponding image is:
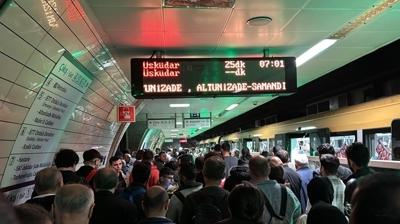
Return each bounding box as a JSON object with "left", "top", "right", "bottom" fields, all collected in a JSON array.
[{"left": 146, "top": 163, "right": 159, "bottom": 189}]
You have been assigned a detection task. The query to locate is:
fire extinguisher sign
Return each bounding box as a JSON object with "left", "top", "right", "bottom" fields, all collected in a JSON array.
[{"left": 117, "top": 105, "right": 135, "bottom": 122}]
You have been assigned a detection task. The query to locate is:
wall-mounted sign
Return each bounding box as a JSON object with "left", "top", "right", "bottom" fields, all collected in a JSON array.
[
  {"left": 147, "top": 119, "right": 176, "bottom": 129},
  {"left": 184, "top": 118, "right": 211, "bottom": 128},
  {"left": 117, "top": 105, "right": 135, "bottom": 122},
  {"left": 131, "top": 57, "right": 297, "bottom": 98}
]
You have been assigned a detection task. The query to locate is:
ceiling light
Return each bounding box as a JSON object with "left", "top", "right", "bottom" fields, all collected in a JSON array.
[
  {"left": 225, "top": 103, "right": 239, "bottom": 111},
  {"left": 176, "top": 121, "right": 183, "bottom": 125},
  {"left": 171, "top": 129, "right": 179, "bottom": 132},
  {"left": 253, "top": 134, "right": 262, "bottom": 137},
  {"left": 247, "top": 16, "right": 272, "bottom": 27},
  {"left": 169, "top": 103, "right": 190, "bottom": 108},
  {"left": 296, "top": 126, "right": 317, "bottom": 131},
  {"left": 296, "top": 39, "right": 337, "bottom": 67}
]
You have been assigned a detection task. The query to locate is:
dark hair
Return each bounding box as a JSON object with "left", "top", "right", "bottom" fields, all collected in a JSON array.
[
  {"left": 272, "top": 145, "right": 284, "bottom": 155},
  {"left": 131, "top": 162, "right": 151, "bottom": 184},
  {"left": 94, "top": 168, "right": 118, "bottom": 190},
  {"left": 164, "top": 160, "right": 178, "bottom": 171},
  {"left": 158, "top": 151, "right": 166, "bottom": 157},
  {"left": 224, "top": 166, "right": 251, "bottom": 192},
  {"left": 221, "top": 142, "right": 231, "bottom": 152},
  {"left": 346, "top": 142, "right": 370, "bottom": 167},
  {"left": 35, "top": 167, "right": 63, "bottom": 194},
  {"left": 229, "top": 182, "right": 264, "bottom": 223},
  {"left": 108, "top": 156, "right": 122, "bottom": 165},
  {"left": 135, "top": 150, "right": 144, "bottom": 160},
  {"left": 249, "top": 156, "right": 270, "bottom": 178},
  {"left": 83, "top": 149, "right": 102, "bottom": 162},
  {"left": 15, "top": 204, "right": 52, "bottom": 224},
  {"left": 269, "top": 165, "right": 285, "bottom": 184},
  {"left": 0, "top": 193, "right": 19, "bottom": 224},
  {"left": 159, "top": 167, "right": 174, "bottom": 177},
  {"left": 194, "top": 156, "right": 204, "bottom": 170},
  {"left": 320, "top": 154, "right": 340, "bottom": 175},
  {"left": 241, "top": 148, "right": 252, "bottom": 161},
  {"left": 351, "top": 173, "right": 400, "bottom": 224},
  {"left": 179, "top": 162, "right": 196, "bottom": 180},
  {"left": 213, "top": 144, "right": 221, "bottom": 152},
  {"left": 204, "top": 151, "right": 223, "bottom": 161},
  {"left": 260, "top": 151, "right": 273, "bottom": 157},
  {"left": 317, "top": 143, "right": 335, "bottom": 156},
  {"left": 54, "top": 149, "right": 79, "bottom": 168},
  {"left": 142, "top": 150, "right": 154, "bottom": 161},
  {"left": 307, "top": 176, "right": 334, "bottom": 205},
  {"left": 275, "top": 149, "right": 289, "bottom": 163},
  {"left": 203, "top": 156, "right": 225, "bottom": 180},
  {"left": 178, "top": 154, "right": 194, "bottom": 165}
]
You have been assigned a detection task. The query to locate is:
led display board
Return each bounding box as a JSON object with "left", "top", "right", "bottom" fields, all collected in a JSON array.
[{"left": 131, "top": 57, "right": 297, "bottom": 98}]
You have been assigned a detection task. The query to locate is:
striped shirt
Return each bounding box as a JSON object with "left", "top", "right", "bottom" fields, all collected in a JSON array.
[{"left": 327, "top": 175, "right": 346, "bottom": 213}]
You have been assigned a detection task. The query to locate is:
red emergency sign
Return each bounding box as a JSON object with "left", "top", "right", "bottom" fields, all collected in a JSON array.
[{"left": 118, "top": 105, "right": 135, "bottom": 122}]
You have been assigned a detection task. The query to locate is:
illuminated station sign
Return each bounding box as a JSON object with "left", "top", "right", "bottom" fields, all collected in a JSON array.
[{"left": 131, "top": 57, "right": 297, "bottom": 98}]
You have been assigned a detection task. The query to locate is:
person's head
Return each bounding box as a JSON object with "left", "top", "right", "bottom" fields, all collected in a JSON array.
[
  {"left": 320, "top": 154, "right": 340, "bottom": 176},
  {"left": 249, "top": 156, "right": 270, "bottom": 181},
  {"left": 54, "top": 184, "right": 94, "bottom": 223},
  {"left": 164, "top": 160, "right": 178, "bottom": 171},
  {"left": 268, "top": 158, "right": 285, "bottom": 184},
  {"left": 34, "top": 167, "right": 63, "bottom": 195},
  {"left": 346, "top": 142, "right": 370, "bottom": 171},
  {"left": 234, "top": 150, "right": 240, "bottom": 158},
  {"left": 142, "top": 150, "right": 154, "bottom": 162},
  {"left": 194, "top": 156, "right": 204, "bottom": 171},
  {"left": 294, "top": 154, "right": 309, "bottom": 169},
  {"left": 130, "top": 162, "right": 151, "bottom": 185},
  {"left": 135, "top": 150, "right": 144, "bottom": 160},
  {"left": 307, "top": 176, "right": 334, "bottom": 205},
  {"left": 93, "top": 168, "right": 118, "bottom": 191},
  {"left": 54, "top": 149, "right": 79, "bottom": 169},
  {"left": 204, "top": 151, "right": 224, "bottom": 161},
  {"left": 260, "top": 150, "right": 273, "bottom": 157},
  {"left": 241, "top": 147, "right": 251, "bottom": 159},
  {"left": 83, "top": 149, "right": 103, "bottom": 168},
  {"left": 15, "top": 204, "right": 52, "bottom": 224},
  {"left": 307, "top": 202, "right": 348, "bottom": 224},
  {"left": 272, "top": 145, "right": 284, "bottom": 155},
  {"left": 142, "top": 186, "right": 169, "bottom": 217},
  {"left": 221, "top": 142, "right": 231, "bottom": 152},
  {"left": 0, "top": 193, "right": 18, "bottom": 224},
  {"left": 177, "top": 154, "right": 194, "bottom": 166},
  {"left": 350, "top": 173, "right": 400, "bottom": 224},
  {"left": 275, "top": 149, "right": 289, "bottom": 163},
  {"left": 159, "top": 167, "right": 175, "bottom": 190},
  {"left": 179, "top": 162, "right": 196, "bottom": 183},
  {"left": 158, "top": 151, "right": 167, "bottom": 162},
  {"left": 317, "top": 143, "right": 335, "bottom": 157},
  {"left": 109, "top": 156, "right": 123, "bottom": 173},
  {"left": 213, "top": 144, "right": 221, "bottom": 152},
  {"left": 223, "top": 166, "right": 251, "bottom": 192},
  {"left": 202, "top": 156, "right": 225, "bottom": 183},
  {"left": 123, "top": 153, "right": 132, "bottom": 163},
  {"left": 229, "top": 182, "right": 264, "bottom": 223}
]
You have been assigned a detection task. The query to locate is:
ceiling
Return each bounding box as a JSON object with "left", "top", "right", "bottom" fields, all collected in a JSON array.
[{"left": 82, "top": 0, "right": 400, "bottom": 139}]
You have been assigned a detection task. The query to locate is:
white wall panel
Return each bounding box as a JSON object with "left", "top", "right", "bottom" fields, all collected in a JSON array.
[
  {"left": 0, "top": 52, "right": 24, "bottom": 83},
  {"left": 0, "top": 24, "right": 35, "bottom": 64},
  {"left": 15, "top": 67, "right": 45, "bottom": 92},
  {"left": 6, "top": 85, "right": 37, "bottom": 108},
  {"left": 0, "top": 141, "right": 14, "bottom": 157},
  {"left": 0, "top": 102, "right": 29, "bottom": 124}
]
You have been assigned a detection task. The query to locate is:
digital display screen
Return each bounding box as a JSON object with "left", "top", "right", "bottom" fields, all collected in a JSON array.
[{"left": 131, "top": 57, "right": 297, "bottom": 98}]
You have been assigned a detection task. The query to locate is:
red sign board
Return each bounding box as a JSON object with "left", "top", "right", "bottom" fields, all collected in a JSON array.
[{"left": 118, "top": 105, "right": 135, "bottom": 122}]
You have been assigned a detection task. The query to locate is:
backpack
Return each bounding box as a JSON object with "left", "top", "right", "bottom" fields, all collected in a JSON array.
[
  {"left": 192, "top": 195, "right": 227, "bottom": 224},
  {"left": 263, "top": 185, "right": 289, "bottom": 224}
]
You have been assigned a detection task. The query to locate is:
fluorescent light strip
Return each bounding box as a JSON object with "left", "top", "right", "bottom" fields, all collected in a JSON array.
[
  {"left": 225, "top": 103, "right": 239, "bottom": 111},
  {"left": 296, "top": 39, "right": 337, "bottom": 67},
  {"left": 176, "top": 121, "right": 183, "bottom": 125},
  {"left": 169, "top": 104, "right": 190, "bottom": 108}
]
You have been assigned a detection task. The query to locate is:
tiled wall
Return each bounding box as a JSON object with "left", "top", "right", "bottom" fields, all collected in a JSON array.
[{"left": 0, "top": 0, "right": 134, "bottom": 203}]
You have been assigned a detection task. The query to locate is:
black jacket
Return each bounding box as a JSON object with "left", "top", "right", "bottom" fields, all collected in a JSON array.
[
  {"left": 90, "top": 190, "right": 138, "bottom": 224},
  {"left": 138, "top": 217, "right": 175, "bottom": 224},
  {"left": 25, "top": 195, "right": 55, "bottom": 212},
  {"left": 180, "top": 186, "right": 229, "bottom": 224}
]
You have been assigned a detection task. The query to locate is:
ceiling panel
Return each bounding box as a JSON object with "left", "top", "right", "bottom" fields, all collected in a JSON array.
[
  {"left": 87, "top": 0, "right": 162, "bottom": 8},
  {"left": 234, "top": 0, "right": 308, "bottom": 10},
  {"left": 163, "top": 8, "right": 231, "bottom": 33},
  {"left": 108, "top": 31, "right": 164, "bottom": 47},
  {"left": 305, "top": 0, "right": 377, "bottom": 10},
  {"left": 356, "top": 11, "right": 400, "bottom": 32},
  {"left": 283, "top": 9, "right": 364, "bottom": 32},
  {"left": 92, "top": 7, "right": 163, "bottom": 32},
  {"left": 225, "top": 9, "right": 298, "bottom": 33},
  {"left": 164, "top": 32, "right": 220, "bottom": 47},
  {"left": 218, "top": 32, "right": 274, "bottom": 48}
]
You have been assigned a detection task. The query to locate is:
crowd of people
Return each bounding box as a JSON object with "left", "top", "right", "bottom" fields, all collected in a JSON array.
[{"left": 1, "top": 142, "right": 400, "bottom": 224}]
